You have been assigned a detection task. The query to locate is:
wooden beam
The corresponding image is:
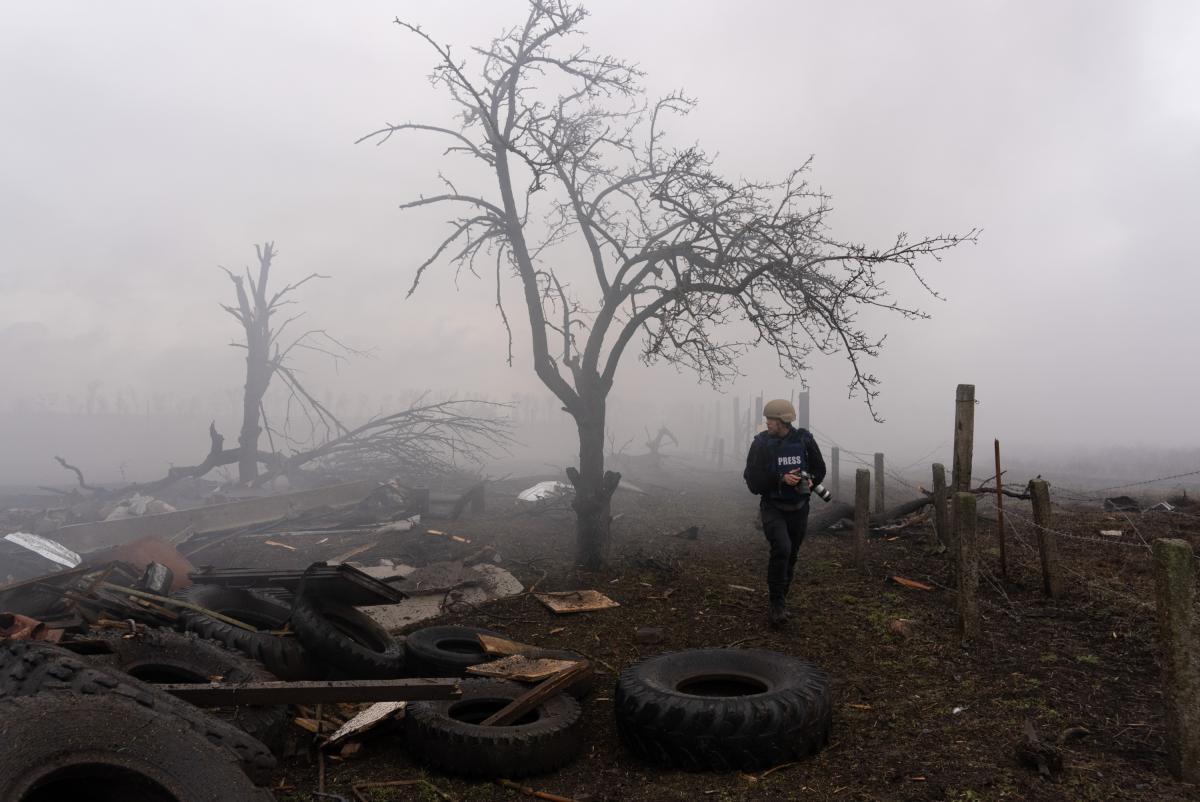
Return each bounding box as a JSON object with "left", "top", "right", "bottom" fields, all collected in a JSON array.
[
  {"left": 480, "top": 662, "right": 589, "bottom": 726},
  {"left": 158, "top": 678, "right": 461, "bottom": 706}
]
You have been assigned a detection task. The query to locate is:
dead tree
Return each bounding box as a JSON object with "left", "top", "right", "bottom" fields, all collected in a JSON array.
[
  {"left": 363, "top": 1, "right": 975, "bottom": 568},
  {"left": 220, "top": 242, "right": 350, "bottom": 483}
]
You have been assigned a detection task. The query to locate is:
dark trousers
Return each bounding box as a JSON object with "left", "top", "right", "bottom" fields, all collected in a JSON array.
[{"left": 761, "top": 501, "right": 809, "bottom": 607}]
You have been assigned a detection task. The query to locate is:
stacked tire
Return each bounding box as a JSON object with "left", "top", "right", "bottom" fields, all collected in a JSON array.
[{"left": 403, "top": 625, "right": 595, "bottom": 699}]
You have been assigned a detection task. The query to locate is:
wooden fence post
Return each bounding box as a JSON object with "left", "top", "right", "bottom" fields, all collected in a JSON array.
[
  {"left": 952, "top": 384, "right": 975, "bottom": 493},
  {"left": 853, "top": 469, "right": 870, "bottom": 571},
  {"left": 874, "top": 452, "right": 885, "bottom": 514},
  {"left": 1154, "top": 538, "right": 1200, "bottom": 782},
  {"left": 994, "top": 438, "right": 1007, "bottom": 579},
  {"left": 412, "top": 487, "right": 431, "bottom": 517},
  {"left": 956, "top": 492, "right": 980, "bottom": 643},
  {"left": 1028, "top": 479, "right": 1061, "bottom": 598},
  {"left": 732, "top": 397, "right": 741, "bottom": 449},
  {"left": 796, "top": 390, "right": 810, "bottom": 429},
  {"left": 933, "top": 463, "right": 950, "bottom": 550},
  {"left": 831, "top": 447, "right": 840, "bottom": 500}
]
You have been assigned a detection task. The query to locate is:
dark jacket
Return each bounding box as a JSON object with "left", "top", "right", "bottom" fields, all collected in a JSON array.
[{"left": 743, "top": 426, "right": 826, "bottom": 505}]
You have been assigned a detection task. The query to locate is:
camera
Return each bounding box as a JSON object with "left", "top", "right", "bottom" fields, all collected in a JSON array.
[{"left": 798, "top": 470, "right": 833, "bottom": 503}]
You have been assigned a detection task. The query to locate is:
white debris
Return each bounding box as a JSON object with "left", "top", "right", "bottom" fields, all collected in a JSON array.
[
  {"left": 373, "top": 514, "right": 421, "bottom": 535},
  {"left": 362, "top": 563, "right": 524, "bottom": 632},
  {"left": 104, "top": 494, "right": 177, "bottom": 520},
  {"left": 1146, "top": 501, "right": 1175, "bottom": 512},
  {"left": 517, "top": 480, "right": 572, "bottom": 502},
  {"left": 1099, "top": 530, "right": 1123, "bottom": 537},
  {"left": 3, "top": 532, "right": 82, "bottom": 568}
]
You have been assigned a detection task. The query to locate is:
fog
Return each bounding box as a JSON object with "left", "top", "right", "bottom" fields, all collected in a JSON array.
[{"left": 2, "top": 1, "right": 1198, "bottom": 489}]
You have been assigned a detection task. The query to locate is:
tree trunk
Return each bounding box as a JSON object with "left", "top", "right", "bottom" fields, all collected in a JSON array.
[
  {"left": 566, "top": 394, "right": 621, "bottom": 570},
  {"left": 237, "top": 334, "right": 270, "bottom": 483}
]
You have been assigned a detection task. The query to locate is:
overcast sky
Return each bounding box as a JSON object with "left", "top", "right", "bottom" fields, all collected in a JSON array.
[{"left": 2, "top": 1, "right": 1198, "bottom": 483}]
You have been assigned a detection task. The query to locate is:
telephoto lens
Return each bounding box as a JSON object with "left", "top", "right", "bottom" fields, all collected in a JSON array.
[{"left": 800, "top": 471, "right": 834, "bottom": 502}]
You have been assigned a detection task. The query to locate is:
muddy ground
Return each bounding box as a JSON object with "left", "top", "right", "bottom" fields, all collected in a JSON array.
[{"left": 197, "top": 468, "right": 1200, "bottom": 802}]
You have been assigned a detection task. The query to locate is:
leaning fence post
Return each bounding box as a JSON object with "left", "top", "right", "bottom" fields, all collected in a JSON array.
[
  {"left": 853, "top": 469, "right": 870, "bottom": 571},
  {"left": 1153, "top": 538, "right": 1200, "bottom": 782},
  {"left": 831, "top": 446, "right": 840, "bottom": 500},
  {"left": 1028, "top": 479, "right": 1061, "bottom": 598},
  {"left": 933, "top": 463, "right": 950, "bottom": 550},
  {"left": 874, "top": 452, "right": 885, "bottom": 514},
  {"left": 956, "top": 492, "right": 980, "bottom": 643},
  {"left": 952, "top": 384, "right": 975, "bottom": 493}
]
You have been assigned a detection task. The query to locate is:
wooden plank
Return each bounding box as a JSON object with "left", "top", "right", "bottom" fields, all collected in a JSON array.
[
  {"left": 466, "top": 654, "right": 578, "bottom": 682},
  {"left": 158, "top": 677, "right": 460, "bottom": 706},
  {"left": 479, "top": 662, "right": 589, "bottom": 727},
  {"left": 533, "top": 590, "right": 619, "bottom": 614}
]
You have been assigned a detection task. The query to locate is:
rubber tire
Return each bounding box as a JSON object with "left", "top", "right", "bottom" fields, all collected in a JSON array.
[
  {"left": 404, "top": 678, "right": 583, "bottom": 778},
  {"left": 0, "top": 640, "right": 276, "bottom": 786},
  {"left": 172, "top": 583, "right": 319, "bottom": 680},
  {"left": 403, "top": 625, "right": 506, "bottom": 676},
  {"left": 614, "top": 648, "right": 831, "bottom": 771},
  {"left": 0, "top": 693, "right": 274, "bottom": 802},
  {"left": 292, "top": 588, "right": 405, "bottom": 678},
  {"left": 402, "top": 626, "right": 595, "bottom": 699},
  {"left": 91, "top": 628, "right": 290, "bottom": 755}
]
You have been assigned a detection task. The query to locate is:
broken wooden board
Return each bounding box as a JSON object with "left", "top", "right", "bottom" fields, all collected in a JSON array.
[
  {"left": 477, "top": 633, "right": 535, "bottom": 656},
  {"left": 889, "top": 575, "right": 934, "bottom": 591},
  {"left": 324, "top": 701, "right": 406, "bottom": 746},
  {"left": 533, "top": 590, "right": 620, "bottom": 614},
  {"left": 466, "top": 654, "right": 578, "bottom": 682}
]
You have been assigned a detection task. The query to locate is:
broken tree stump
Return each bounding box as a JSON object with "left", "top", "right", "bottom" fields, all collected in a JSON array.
[
  {"left": 955, "top": 492, "right": 980, "bottom": 644},
  {"left": 1153, "top": 538, "right": 1200, "bottom": 782}
]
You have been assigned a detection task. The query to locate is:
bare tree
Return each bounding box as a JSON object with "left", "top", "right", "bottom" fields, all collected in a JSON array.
[
  {"left": 362, "top": 1, "right": 976, "bottom": 568},
  {"left": 52, "top": 245, "right": 512, "bottom": 498},
  {"left": 220, "top": 242, "right": 356, "bottom": 483}
]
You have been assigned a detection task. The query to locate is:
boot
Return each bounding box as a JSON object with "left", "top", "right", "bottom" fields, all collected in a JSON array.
[{"left": 768, "top": 602, "right": 789, "bottom": 629}]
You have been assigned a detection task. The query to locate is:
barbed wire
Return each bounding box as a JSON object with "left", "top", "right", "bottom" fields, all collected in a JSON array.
[
  {"left": 1005, "top": 507, "right": 1153, "bottom": 552},
  {"left": 1004, "top": 517, "right": 1156, "bottom": 611}
]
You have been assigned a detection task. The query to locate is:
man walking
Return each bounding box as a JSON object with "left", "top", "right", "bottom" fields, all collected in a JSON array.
[{"left": 743, "top": 399, "right": 826, "bottom": 628}]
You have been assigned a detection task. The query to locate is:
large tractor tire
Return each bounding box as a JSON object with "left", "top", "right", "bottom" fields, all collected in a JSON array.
[
  {"left": 0, "top": 692, "right": 274, "bottom": 802},
  {"left": 614, "top": 648, "right": 831, "bottom": 771},
  {"left": 0, "top": 640, "right": 275, "bottom": 786},
  {"left": 92, "top": 628, "right": 290, "bottom": 754}
]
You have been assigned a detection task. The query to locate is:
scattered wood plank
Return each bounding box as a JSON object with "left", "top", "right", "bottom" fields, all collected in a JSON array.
[
  {"left": 480, "top": 662, "right": 590, "bottom": 727},
  {"left": 478, "top": 633, "right": 535, "bottom": 656},
  {"left": 888, "top": 575, "right": 934, "bottom": 592},
  {"left": 324, "top": 701, "right": 406, "bottom": 746},
  {"left": 533, "top": 590, "right": 620, "bottom": 614},
  {"left": 467, "top": 654, "right": 578, "bottom": 682}
]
